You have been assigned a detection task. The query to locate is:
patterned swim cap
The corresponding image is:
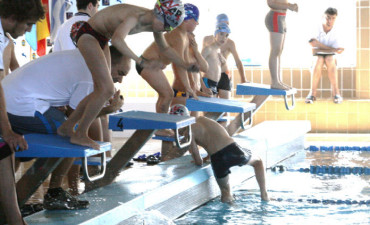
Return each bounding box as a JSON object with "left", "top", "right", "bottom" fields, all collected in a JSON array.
[
  {"left": 184, "top": 3, "right": 199, "bottom": 22},
  {"left": 216, "top": 13, "right": 229, "bottom": 24},
  {"left": 154, "top": 0, "right": 185, "bottom": 31},
  {"left": 170, "top": 104, "right": 190, "bottom": 116},
  {"left": 214, "top": 22, "right": 231, "bottom": 36}
]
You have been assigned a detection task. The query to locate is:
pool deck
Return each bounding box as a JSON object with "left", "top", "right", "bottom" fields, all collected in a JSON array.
[{"left": 23, "top": 120, "right": 370, "bottom": 224}]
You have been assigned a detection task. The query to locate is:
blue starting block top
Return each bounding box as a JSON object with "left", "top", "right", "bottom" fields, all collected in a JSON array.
[
  {"left": 186, "top": 96, "right": 256, "bottom": 113},
  {"left": 15, "top": 134, "right": 111, "bottom": 158},
  {"left": 109, "top": 110, "right": 195, "bottom": 131},
  {"left": 236, "top": 83, "right": 297, "bottom": 96}
]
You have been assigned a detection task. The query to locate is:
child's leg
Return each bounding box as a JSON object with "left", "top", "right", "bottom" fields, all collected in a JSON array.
[
  {"left": 140, "top": 67, "right": 174, "bottom": 136},
  {"left": 269, "top": 32, "right": 289, "bottom": 90},
  {"left": 216, "top": 175, "right": 234, "bottom": 203},
  {"left": 247, "top": 155, "right": 269, "bottom": 201},
  {"left": 0, "top": 155, "right": 25, "bottom": 225},
  {"left": 70, "top": 35, "right": 114, "bottom": 149},
  {"left": 277, "top": 34, "right": 292, "bottom": 89}
]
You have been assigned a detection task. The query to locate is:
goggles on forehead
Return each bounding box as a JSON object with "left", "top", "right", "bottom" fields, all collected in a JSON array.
[{"left": 157, "top": 0, "right": 174, "bottom": 31}]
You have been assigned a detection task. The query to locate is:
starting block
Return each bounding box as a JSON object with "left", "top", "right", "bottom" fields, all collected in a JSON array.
[
  {"left": 236, "top": 83, "right": 297, "bottom": 110},
  {"left": 14, "top": 134, "right": 111, "bottom": 206},
  {"left": 186, "top": 96, "right": 256, "bottom": 129},
  {"left": 84, "top": 110, "right": 195, "bottom": 192}
]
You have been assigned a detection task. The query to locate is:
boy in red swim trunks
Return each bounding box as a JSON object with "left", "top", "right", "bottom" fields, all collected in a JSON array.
[
  {"left": 266, "top": 0, "right": 298, "bottom": 90},
  {"left": 58, "top": 0, "right": 199, "bottom": 149}
]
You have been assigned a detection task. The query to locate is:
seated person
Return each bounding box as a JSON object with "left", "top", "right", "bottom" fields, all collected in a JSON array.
[
  {"left": 305, "top": 7, "right": 344, "bottom": 104},
  {"left": 2, "top": 46, "right": 128, "bottom": 210},
  {"left": 0, "top": 0, "right": 44, "bottom": 223},
  {"left": 170, "top": 104, "right": 269, "bottom": 203}
]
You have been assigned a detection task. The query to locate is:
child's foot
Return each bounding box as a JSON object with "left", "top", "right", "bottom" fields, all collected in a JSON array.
[
  {"left": 57, "top": 124, "right": 73, "bottom": 137},
  {"left": 221, "top": 194, "right": 235, "bottom": 203},
  {"left": 70, "top": 133, "right": 100, "bottom": 150},
  {"left": 155, "top": 129, "right": 175, "bottom": 137},
  {"left": 281, "top": 82, "right": 293, "bottom": 90},
  {"left": 261, "top": 191, "right": 270, "bottom": 201},
  {"left": 270, "top": 82, "right": 289, "bottom": 90}
]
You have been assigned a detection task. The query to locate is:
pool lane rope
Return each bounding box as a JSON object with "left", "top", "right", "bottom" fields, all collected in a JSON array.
[
  {"left": 271, "top": 165, "right": 370, "bottom": 175},
  {"left": 308, "top": 145, "right": 370, "bottom": 152},
  {"left": 273, "top": 198, "right": 370, "bottom": 205}
]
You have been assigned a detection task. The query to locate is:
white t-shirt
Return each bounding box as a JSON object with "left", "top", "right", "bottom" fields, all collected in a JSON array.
[
  {"left": 0, "top": 18, "right": 10, "bottom": 70},
  {"left": 53, "top": 13, "right": 89, "bottom": 51},
  {"left": 2, "top": 49, "right": 93, "bottom": 116},
  {"left": 314, "top": 24, "right": 340, "bottom": 49}
]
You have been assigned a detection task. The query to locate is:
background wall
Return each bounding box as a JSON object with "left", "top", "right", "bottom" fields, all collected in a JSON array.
[{"left": 9, "top": 0, "right": 370, "bottom": 133}]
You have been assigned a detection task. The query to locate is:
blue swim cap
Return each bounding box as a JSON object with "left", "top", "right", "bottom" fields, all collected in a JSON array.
[
  {"left": 216, "top": 13, "right": 229, "bottom": 24},
  {"left": 214, "top": 23, "right": 231, "bottom": 36},
  {"left": 184, "top": 3, "right": 199, "bottom": 22}
]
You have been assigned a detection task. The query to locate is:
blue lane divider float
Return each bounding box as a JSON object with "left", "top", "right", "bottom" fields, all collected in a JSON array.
[
  {"left": 308, "top": 145, "right": 370, "bottom": 152},
  {"left": 274, "top": 198, "right": 370, "bottom": 205},
  {"left": 271, "top": 165, "right": 370, "bottom": 175}
]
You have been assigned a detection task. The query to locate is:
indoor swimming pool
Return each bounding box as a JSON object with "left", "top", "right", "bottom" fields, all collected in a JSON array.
[{"left": 175, "top": 148, "right": 370, "bottom": 225}]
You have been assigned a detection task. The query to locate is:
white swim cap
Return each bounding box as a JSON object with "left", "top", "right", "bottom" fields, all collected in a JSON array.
[
  {"left": 170, "top": 104, "right": 190, "bottom": 116},
  {"left": 154, "top": 0, "right": 185, "bottom": 31}
]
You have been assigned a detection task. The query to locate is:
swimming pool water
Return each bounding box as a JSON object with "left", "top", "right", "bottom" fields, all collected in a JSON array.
[{"left": 175, "top": 150, "right": 370, "bottom": 225}]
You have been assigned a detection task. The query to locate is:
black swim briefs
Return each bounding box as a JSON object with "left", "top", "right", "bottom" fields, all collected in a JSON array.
[{"left": 210, "top": 142, "right": 251, "bottom": 179}]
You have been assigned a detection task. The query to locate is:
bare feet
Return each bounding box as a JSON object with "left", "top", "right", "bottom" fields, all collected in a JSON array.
[
  {"left": 221, "top": 194, "right": 235, "bottom": 203},
  {"left": 155, "top": 129, "right": 175, "bottom": 137},
  {"left": 70, "top": 133, "right": 100, "bottom": 150},
  {"left": 261, "top": 191, "right": 270, "bottom": 201},
  {"left": 270, "top": 82, "right": 289, "bottom": 90},
  {"left": 281, "top": 82, "right": 293, "bottom": 90},
  {"left": 57, "top": 124, "right": 74, "bottom": 137}
]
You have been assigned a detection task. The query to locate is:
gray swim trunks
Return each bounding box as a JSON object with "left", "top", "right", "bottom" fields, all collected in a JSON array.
[{"left": 265, "top": 10, "right": 287, "bottom": 33}]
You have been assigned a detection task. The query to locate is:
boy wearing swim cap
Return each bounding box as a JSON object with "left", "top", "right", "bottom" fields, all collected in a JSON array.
[
  {"left": 203, "top": 13, "right": 247, "bottom": 100},
  {"left": 170, "top": 105, "right": 269, "bottom": 203},
  {"left": 135, "top": 3, "right": 205, "bottom": 136},
  {"left": 201, "top": 23, "right": 231, "bottom": 96},
  {"left": 171, "top": 4, "right": 210, "bottom": 106},
  {"left": 58, "top": 0, "right": 199, "bottom": 149},
  {"left": 266, "top": 0, "right": 298, "bottom": 90}
]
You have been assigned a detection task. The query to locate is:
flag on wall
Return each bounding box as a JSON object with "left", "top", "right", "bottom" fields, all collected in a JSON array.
[
  {"left": 25, "top": 24, "right": 37, "bottom": 51},
  {"left": 50, "top": 0, "right": 73, "bottom": 42},
  {"left": 36, "top": 0, "right": 50, "bottom": 56}
]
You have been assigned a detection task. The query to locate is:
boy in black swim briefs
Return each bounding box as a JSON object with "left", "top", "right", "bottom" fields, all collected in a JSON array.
[{"left": 170, "top": 105, "right": 269, "bottom": 203}]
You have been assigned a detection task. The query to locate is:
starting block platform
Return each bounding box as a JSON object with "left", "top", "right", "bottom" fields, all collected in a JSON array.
[
  {"left": 83, "top": 111, "right": 195, "bottom": 192},
  {"left": 14, "top": 134, "right": 111, "bottom": 206},
  {"left": 24, "top": 120, "right": 311, "bottom": 224},
  {"left": 236, "top": 83, "right": 297, "bottom": 110},
  {"left": 186, "top": 96, "right": 256, "bottom": 130}
]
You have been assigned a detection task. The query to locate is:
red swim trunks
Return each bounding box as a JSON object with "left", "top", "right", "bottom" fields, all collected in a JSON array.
[{"left": 71, "top": 21, "right": 109, "bottom": 49}]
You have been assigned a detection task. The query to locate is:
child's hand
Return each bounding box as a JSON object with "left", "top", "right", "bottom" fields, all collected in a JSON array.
[
  {"left": 109, "top": 90, "right": 124, "bottom": 111},
  {"left": 288, "top": 3, "right": 298, "bottom": 12}
]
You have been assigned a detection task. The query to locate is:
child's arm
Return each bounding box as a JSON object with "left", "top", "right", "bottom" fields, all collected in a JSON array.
[
  {"left": 190, "top": 137, "right": 203, "bottom": 166},
  {"left": 267, "top": 0, "right": 298, "bottom": 12},
  {"left": 153, "top": 32, "right": 199, "bottom": 72},
  {"left": 229, "top": 41, "right": 247, "bottom": 83},
  {"left": 188, "top": 33, "right": 208, "bottom": 73}
]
